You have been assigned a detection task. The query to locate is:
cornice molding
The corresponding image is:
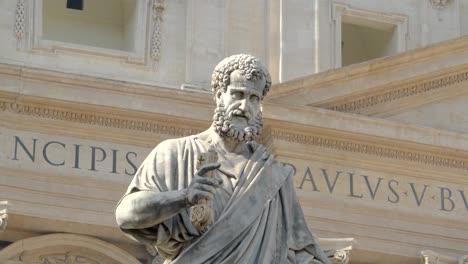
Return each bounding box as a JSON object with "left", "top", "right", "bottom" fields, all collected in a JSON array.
[
  {"left": 270, "top": 129, "right": 468, "bottom": 171},
  {"left": 317, "top": 68, "right": 468, "bottom": 114},
  {"left": 0, "top": 97, "right": 204, "bottom": 139},
  {"left": 0, "top": 63, "right": 211, "bottom": 105}
]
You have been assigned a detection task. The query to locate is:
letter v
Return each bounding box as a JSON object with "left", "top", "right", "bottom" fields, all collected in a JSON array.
[
  {"left": 321, "top": 169, "right": 342, "bottom": 194},
  {"left": 409, "top": 183, "right": 428, "bottom": 207},
  {"left": 459, "top": 190, "right": 468, "bottom": 211},
  {"left": 363, "top": 176, "right": 384, "bottom": 200}
]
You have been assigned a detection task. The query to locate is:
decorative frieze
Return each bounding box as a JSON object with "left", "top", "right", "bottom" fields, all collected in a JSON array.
[
  {"left": 324, "top": 70, "right": 468, "bottom": 113},
  {"left": 271, "top": 129, "right": 468, "bottom": 171},
  {"left": 0, "top": 100, "right": 202, "bottom": 138},
  {"left": 150, "top": 0, "right": 165, "bottom": 60},
  {"left": 1, "top": 96, "right": 467, "bottom": 171}
]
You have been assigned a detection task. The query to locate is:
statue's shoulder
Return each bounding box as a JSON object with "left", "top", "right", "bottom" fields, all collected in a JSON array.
[
  {"left": 248, "top": 141, "right": 294, "bottom": 176},
  {"left": 150, "top": 135, "right": 197, "bottom": 157}
]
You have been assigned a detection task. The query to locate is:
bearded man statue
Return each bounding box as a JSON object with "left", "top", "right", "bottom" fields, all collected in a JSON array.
[{"left": 115, "top": 54, "right": 330, "bottom": 264}]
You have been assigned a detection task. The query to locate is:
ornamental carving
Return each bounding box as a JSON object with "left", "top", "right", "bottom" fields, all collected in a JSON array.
[
  {"left": 150, "top": 0, "right": 165, "bottom": 60},
  {"left": 14, "top": 0, "right": 26, "bottom": 40},
  {"left": 0, "top": 100, "right": 202, "bottom": 137},
  {"left": 20, "top": 253, "right": 99, "bottom": 264},
  {"left": 325, "top": 70, "right": 468, "bottom": 113},
  {"left": 429, "top": 0, "right": 453, "bottom": 10},
  {"left": 271, "top": 129, "right": 468, "bottom": 171},
  {"left": 327, "top": 249, "right": 350, "bottom": 264},
  {"left": 0, "top": 234, "right": 142, "bottom": 264}
]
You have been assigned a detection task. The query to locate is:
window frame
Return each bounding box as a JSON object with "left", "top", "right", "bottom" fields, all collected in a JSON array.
[
  {"left": 27, "top": 0, "right": 150, "bottom": 65},
  {"left": 332, "top": 3, "right": 408, "bottom": 68}
]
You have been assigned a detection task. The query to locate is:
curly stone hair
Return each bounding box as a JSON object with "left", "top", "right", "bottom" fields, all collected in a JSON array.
[{"left": 211, "top": 54, "right": 272, "bottom": 98}]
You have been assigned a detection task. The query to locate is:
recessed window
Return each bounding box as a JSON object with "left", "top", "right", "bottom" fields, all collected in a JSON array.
[
  {"left": 42, "top": 0, "right": 138, "bottom": 51},
  {"left": 341, "top": 17, "right": 398, "bottom": 67},
  {"left": 66, "top": 0, "right": 83, "bottom": 10}
]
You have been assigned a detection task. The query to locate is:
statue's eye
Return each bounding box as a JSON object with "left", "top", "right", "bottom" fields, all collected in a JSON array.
[
  {"left": 250, "top": 95, "right": 260, "bottom": 103},
  {"left": 232, "top": 92, "right": 243, "bottom": 99}
]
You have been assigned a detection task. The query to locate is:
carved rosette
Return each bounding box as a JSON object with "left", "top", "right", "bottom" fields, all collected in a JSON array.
[
  {"left": 14, "top": 0, "right": 26, "bottom": 40},
  {"left": 429, "top": 0, "right": 453, "bottom": 10},
  {"left": 150, "top": 0, "right": 165, "bottom": 60},
  {"left": 330, "top": 249, "right": 350, "bottom": 264},
  {"left": 325, "top": 249, "right": 351, "bottom": 264}
]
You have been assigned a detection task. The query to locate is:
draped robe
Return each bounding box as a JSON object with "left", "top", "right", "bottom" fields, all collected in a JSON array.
[{"left": 117, "top": 134, "right": 330, "bottom": 264}]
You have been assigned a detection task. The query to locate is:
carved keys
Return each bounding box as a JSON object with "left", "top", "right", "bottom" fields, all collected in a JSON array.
[{"left": 191, "top": 146, "right": 218, "bottom": 233}]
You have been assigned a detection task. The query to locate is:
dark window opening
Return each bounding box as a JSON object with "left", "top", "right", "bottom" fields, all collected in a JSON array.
[{"left": 67, "top": 0, "right": 83, "bottom": 10}]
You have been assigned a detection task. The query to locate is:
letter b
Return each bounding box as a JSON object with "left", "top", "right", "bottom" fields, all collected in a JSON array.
[{"left": 439, "top": 187, "right": 455, "bottom": 212}]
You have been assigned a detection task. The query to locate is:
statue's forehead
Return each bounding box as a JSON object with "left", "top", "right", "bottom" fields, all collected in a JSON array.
[{"left": 229, "top": 70, "right": 265, "bottom": 92}]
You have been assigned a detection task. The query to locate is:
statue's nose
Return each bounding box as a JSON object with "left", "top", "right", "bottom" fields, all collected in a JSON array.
[{"left": 238, "top": 99, "right": 247, "bottom": 111}]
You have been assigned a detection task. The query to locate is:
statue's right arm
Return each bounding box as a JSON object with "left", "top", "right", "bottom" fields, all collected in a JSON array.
[
  {"left": 116, "top": 189, "right": 190, "bottom": 229},
  {"left": 116, "top": 162, "right": 221, "bottom": 230}
]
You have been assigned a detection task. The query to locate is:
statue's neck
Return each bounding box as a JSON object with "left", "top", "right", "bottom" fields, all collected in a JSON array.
[{"left": 207, "top": 128, "right": 249, "bottom": 156}]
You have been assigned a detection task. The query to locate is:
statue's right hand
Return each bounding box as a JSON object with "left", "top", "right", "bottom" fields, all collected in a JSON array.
[{"left": 186, "top": 163, "right": 222, "bottom": 206}]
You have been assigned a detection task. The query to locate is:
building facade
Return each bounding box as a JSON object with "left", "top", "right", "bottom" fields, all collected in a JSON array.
[{"left": 0, "top": 0, "right": 467, "bottom": 263}]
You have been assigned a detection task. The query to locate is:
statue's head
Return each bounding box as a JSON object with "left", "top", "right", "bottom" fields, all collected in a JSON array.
[{"left": 211, "top": 54, "right": 272, "bottom": 141}]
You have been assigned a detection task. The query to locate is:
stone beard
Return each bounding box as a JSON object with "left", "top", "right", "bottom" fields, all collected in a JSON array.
[{"left": 212, "top": 101, "right": 263, "bottom": 142}]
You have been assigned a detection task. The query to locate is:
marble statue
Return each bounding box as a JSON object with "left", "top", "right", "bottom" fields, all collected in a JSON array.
[{"left": 115, "top": 54, "right": 330, "bottom": 264}]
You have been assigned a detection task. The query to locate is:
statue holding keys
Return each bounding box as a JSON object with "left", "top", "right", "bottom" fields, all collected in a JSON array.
[{"left": 116, "top": 54, "right": 329, "bottom": 264}]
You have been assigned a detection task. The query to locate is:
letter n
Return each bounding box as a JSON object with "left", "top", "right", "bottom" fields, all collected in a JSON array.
[{"left": 13, "top": 136, "right": 37, "bottom": 162}]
